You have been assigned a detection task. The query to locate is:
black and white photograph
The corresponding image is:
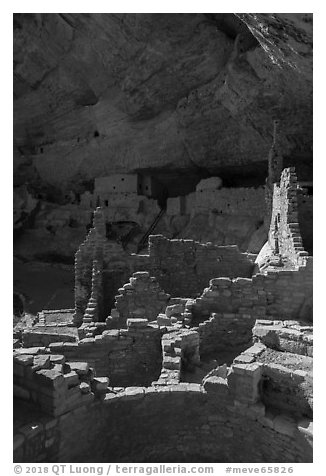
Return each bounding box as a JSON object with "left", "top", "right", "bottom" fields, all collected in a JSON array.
[{"left": 11, "top": 4, "right": 316, "bottom": 470}]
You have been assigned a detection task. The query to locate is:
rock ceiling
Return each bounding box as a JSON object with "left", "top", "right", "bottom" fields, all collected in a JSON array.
[{"left": 13, "top": 13, "right": 312, "bottom": 193}]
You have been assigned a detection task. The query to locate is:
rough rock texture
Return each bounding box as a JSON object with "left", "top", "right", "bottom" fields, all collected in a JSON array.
[{"left": 14, "top": 13, "right": 312, "bottom": 197}]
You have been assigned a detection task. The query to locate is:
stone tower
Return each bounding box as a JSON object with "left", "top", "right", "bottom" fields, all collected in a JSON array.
[{"left": 265, "top": 120, "right": 283, "bottom": 229}]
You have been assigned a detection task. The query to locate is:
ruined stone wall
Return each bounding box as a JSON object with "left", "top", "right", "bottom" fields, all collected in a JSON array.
[
  {"left": 131, "top": 235, "right": 256, "bottom": 298},
  {"left": 13, "top": 350, "right": 97, "bottom": 417},
  {"left": 269, "top": 168, "right": 309, "bottom": 264},
  {"left": 165, "top": 186, "right": 265, "bottom": 219},
  {"left": 80, "top": 176, "right": 161, "bottom": 226},
  {"left": 74, "top": 207, "right": 131, "bottom": 324},
  {"left": 261, "top": 363, "right": 312, "bottom": 419},
  {"left": 95, "top": 174, "right": 138, "bottom": 194},
  {"left": 194, "top": 186, "right": 265, "bottom": 218},
  {"left": 14, "top": 384, "right": 312, "bottom": 463},
  {"left": 252, "top": 319, "right": 313, "bottom": 356},
  {"left": 192, "top": 260, "right": 313, "bottom": 321},
  {"left": 74, "top": 209, "right": 106, "bottom": 325},
  {"left": 155, "top": 329, "right": 200, "bottom": 385},
  {"left": 197, "top": 311, "right": 256, "bottom": 356},
  {"left": 110, "top": 271, "right": 170, "bottom": 327},
  {"left": 22, "top": 329, "right": 77, "bottom": 348},
  {"left": 47, "top": 320, "right": 163, "bottom": 387},
  {"left": 236, "top": 323, "right": 313, "bottom": 419}
]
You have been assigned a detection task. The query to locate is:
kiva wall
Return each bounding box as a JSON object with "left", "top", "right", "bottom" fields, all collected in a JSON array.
[{"left": 14, "top": 384, "right": 312, "bottom": 463}]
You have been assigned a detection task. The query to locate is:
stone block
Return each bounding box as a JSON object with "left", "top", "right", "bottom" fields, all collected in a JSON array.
[
  {"left": 35, "top": 369, "right": 66, "bottom": 389},
  {"left": 102, "top": 329, "right": 119, "bottom": 339},
  {"left": 157, "top": 314, "right": 172, "bottom": 327},
  {"left": 103, "top": 393, "right": 121, "bottom": 404},
  {"left": 110, "top": 309, "right": 120, "bottom": 319},
  {"left": 32, "top": 354, "right": 51, "bottom": 371},
  {"left": 92, "top": 377, "right": 109, "bottom": 393},
  {"left": 245, "top": 343, "right": 266, "bottom": 357},
  {"left": 132, "top": 271, "right": 150, "bottom": 279},
  {"left": 121, "top": 387, "right": 145, "bottom": 401},
  {"left": 203, "top": 376, "right": 228, "bottom": 396},
  {"left": 14, "top": 346, "right": 46, "bottom": 355},
  {"left": 13, "top": 354, "right": 34, "bottom": 366},
  {"left": 50, "top": 354, "right": 66, "bottom": 365},
  {"left": 234, "top": 354, "right": 256, "bottom": 364},
  {"left": 67, "top": 362, "right": 89, "bottom": 376},
  {"left": 234, "top": 278, "right": 252, "bottom": 285},
  {"left": 79, "top": 382, "right": 91, "bottom": 394},
  {"left": 49, "top": 342, "right": 65, "bottom": 351},
  {"left": 163, "top": 356, "right": 181, "bottom": 370},
  {"left": 79, "top": 338, "right": 96, "bottom": 345},
  {"left": 184, "top": 383, "right": 202, "bottom": 393},
  {"left": 127, "top": 318, "right": 148, "bottom": 328},
  {"left": 63, "top": 371, "right": 79, "bottom": 388},
  {"left": 62, "top": 342, "right": 79, "bottom": 350},
  {"left": 166, "top": 304, "right": 184, "bottom": 318}
]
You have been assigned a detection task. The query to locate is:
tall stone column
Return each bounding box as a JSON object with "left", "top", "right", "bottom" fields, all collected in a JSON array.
[{"left": 265, "top": 120, "right": 284, "bottom": 230}]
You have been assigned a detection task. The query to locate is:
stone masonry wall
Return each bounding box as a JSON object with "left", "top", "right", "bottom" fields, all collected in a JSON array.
[
  {"left": 252, "top": 319, "right": 313, "bottom": 357},
  {"left": 74, "top": 208, "right": 107, "bottom": 325},
  {"left": 194, "top": 186, "right": 265, "bottom": 218},
  {"left": 74, "top": 207, "right": 130, "bottom": 325},
  {"left": 14, "top": 383, "right": 312, "bottom": 463},
  {"left": 130, "top": 235, "right": 256, "bottom": 298},
  {"left": 47, "top": 319, "right": 163, "bottom": 387},
  {"left": 269, "top": 168, "right": 309, "bottom": 265},
  {"left": 74, "top": 212, "right": 257, "bottom": 322},
  {"left": 155, "top": 329, "right": 200, "bottom": 386},
  {"left": 13, "top": 348, "right": 104, "bottom": 417},
  {"left": 197, "top": 311, "right": 257, "bottom": 356},
  {"left": 192, "top": 260, "right": 312, "bottom": 321},
  {"left": 109, "top": 271, "right": 170, "bottom": 328},
  {"left": 261, "top": 363, "right": 313, "bottom": 419},
  {"left": 22, "top": 329, "right": 77, "bottom": 348},
  {"left": 234, "top": 324, "right": 313, "bottom": 419}
]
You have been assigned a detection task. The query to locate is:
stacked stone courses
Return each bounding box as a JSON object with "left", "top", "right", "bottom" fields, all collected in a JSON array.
[
  {"left": 270, "top": 168, "right": 309, "bottom": 266},
  {"left": 14, "top": 373, "right": 313, "bottom": 463},
  {"left": 13, "top": 347, "right": 106, "bottom": 417},
  {"left": 155, "top": 329, "right": 200, "bottom": 385},
  {"left": 109, "top": 271, "right": 170, "bottom": 327},
  {"left": 191, "top": 263, "right": 312, "bottom": 321},
  {"left": 14, "top": 162, "right": 313, "bottom": 463},
  {"left": 131, "top": 235, "right": 256, "bottom": 298},
  {"left": 46, "top": 319, "right": 162, "bottom": 387}
]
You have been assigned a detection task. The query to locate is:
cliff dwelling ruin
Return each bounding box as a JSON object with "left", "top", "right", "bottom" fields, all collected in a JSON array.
[{"left": 13, "top": 13, "right": 313, "bottom": 465}]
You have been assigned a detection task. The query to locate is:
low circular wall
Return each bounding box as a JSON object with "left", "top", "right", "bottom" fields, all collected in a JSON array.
[{"left": 55, "top": 385, "right": 312, "bottom": 463}]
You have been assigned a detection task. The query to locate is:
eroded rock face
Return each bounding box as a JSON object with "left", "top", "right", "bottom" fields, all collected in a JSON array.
[{"left": 14, "top": 13, "right": 312, "bottom": 195}]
